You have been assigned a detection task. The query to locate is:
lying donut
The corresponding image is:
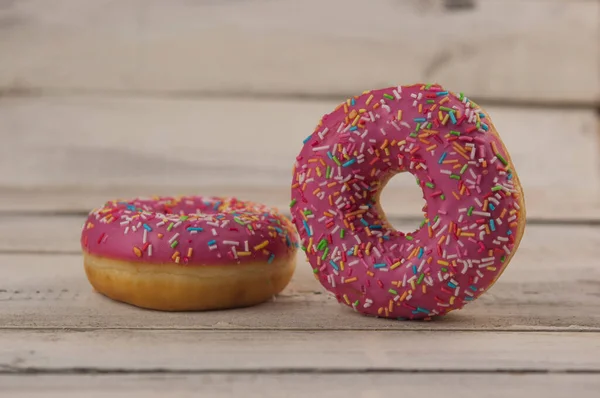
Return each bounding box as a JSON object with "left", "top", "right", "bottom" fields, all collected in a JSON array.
[
  {"left": 81, "top": 196, "right": 298, "bottom": 311},
  {"left": 291, "top": 83, "right": 525, "bottom": 320}
]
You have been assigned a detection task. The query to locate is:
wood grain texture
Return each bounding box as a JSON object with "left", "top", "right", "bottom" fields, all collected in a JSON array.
[
  {"left": 3, "top": 374, "right": 600, "bottom": 398},
  {"left": 0, "top": 0, "right": 598, "bottom": 104},
  {"left": 1, "top": 329, "right": 599, "bottom": 371},
  {"left": 0, "top": 219, "right": 599, "bottom": 330},
  {"left": 0, "top": 97, "right": 598, "bottom": 220}
]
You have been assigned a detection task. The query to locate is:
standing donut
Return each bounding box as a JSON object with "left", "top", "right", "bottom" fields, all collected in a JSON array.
[
  {"left": 81, "top": 196, "right": 298, "bottom": 311},
  {"left": 290, "top": 83, "right": 525, "bottom": 320}
]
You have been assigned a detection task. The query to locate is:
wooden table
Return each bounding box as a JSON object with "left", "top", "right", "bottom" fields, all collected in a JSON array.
[{"left": 1, "top": 1, "right": 599, "bottom": 396}]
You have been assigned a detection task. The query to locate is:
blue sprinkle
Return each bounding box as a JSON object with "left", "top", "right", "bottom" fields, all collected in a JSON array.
[
  {"left": 412, "top": 265, "right": 418, "bottom": 275},
  {"left": 268, "top": 254, "right": 275, "bottom": 264},
  {"left": 481, "top": 123, "right": 489, "bottom": 131},
  {"left": 347, "top": 249, "right": 354, "bottom": 255},
  {"left": 489, "top": 204, "right": 496, "bottom": 211},
  {"left": 383, "top": 235, "right": 390, "bottom": 240},
  {"left": 448, "top": 282, "right": 457, "bottom": 288},
  {"left": 360, "top": 219, "right": 369, "bottom": 226},
  {"left": 187, "top": 227, "right": 203, "bottom": 232},
  {"left": 126, "top": 205, "right": 136, "bottom": 211},
  {"left": 416, "top": 307, "right": 430, "bottom": 314},
  {"left": 327, "top": 151, "right": 333, "bottom": 159},
  {"left": 143, "top": 224, "right": 152, "bottom": 231},
  {"left": 329, "top": 260, "right": 339, "bottom": 271},
  {"left": 507, "top": 230, "right": 512, "bottom": 235},
  {"left": 413, "top": 117, "right": 426, "bottom": 122},
  {"left": 374, "top": 263, "right": 386, "bottom": 269},
  {"left": 369, "top": 225, "right": 382, "bottom": 230},
  {"left": 349, "top": 126, "right": 358, "bottom": 131},
  {"left": 342, "top": 158, "right": 356, "bottom": 167},
  {"left": 303, "top": 135, "right": 312, "bottom": 144},
  {"left": 490, "top": 219, "right": 496, "bottom": 232},
  {"left": 479, "top": 112, "right": 486, "bottom": 118},
  {"left": 438, "top": 152, "right": 447, "bottom": 164},
  {"left": 303, "top": 220, "right": 312, "bottom": 236},
  {"left": 465, "top": 296, "right": 474, "bottom": 301},
  {"left": 436, "top": 91, "right": 449, "bottom": 96},
  {"left": 449, "top": 111, "right": 457, "bottom": 124},
  {"left": 469, "top": 285, "right": 477, "bottom": 292},
  {"left": 507, "top": 173, "right": 513, "bottom": 180},
  {"left": 351, "top": 98, "right": 356, "bottom": 106},
  {"left": 417, "top": 247, "right": 424, "bottom": 259},
  {"left": 207, "top": 240, "right": 216, "bottom": 246}
]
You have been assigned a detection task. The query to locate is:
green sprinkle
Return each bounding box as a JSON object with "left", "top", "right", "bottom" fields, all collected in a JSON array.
[
  {"left": 450, "top": 174, "right": 460, "bottom": 180},
  {"left": 290, "top": 199, "right": 297, "bottom": 208},
  {"left": 440, "top": 194, "right": 446, "bottom": 200},
  {"left": 313, "top": 268, "right": 319, "bottom": 274},
  {"left": 332, "top": 156, "right": 341, "bottom": 166},
  {"left": 388, "top": 289, "right": 398, "bottom": 295},
  {"left": 321, "top": 248, "right": 329, "bottom": 260},
  {"left": 317, "top": 239, "right": 328, "bottom": 251},
  {"left": 340, "top": 229, "right": 345, "bottom": 238},
  {"left": 496, "top": 153, "right": 509, "bottom": 166},
  {"left": 501, "top": 255, "right": 506, "bottom": 262},
  {"left": 179, "top": 215, "right": 189, "bottom": 221},
  {"left": 326, "top": 166, "right": 332, "bottom": 179},
  {"left": 441, "top": 267, "right": 448, "bottom": 272},
  {"left": 383, "top": 93, "right": 394, "bottom": 100},
  {"left": 460, "top": 164, "right": 468, "bottom": 174},
  {"left": 492, "top": 185, "right": 503, "bottom": 192},
  {"left": 406, "top": 235, "right": 414, "bottom": 241},
  {"left": 170, "top": 240, "right": 178, "bottom": 249},
  {"left": 434, "top": 215, "right": 439, "bottom": 222},
  {"left": 167, "top": 223, "right": 174, "bottom": 231},
  {"left": 427, "top": 99, "right": 435, "bottom": 104},
  {"left": 449, "top": 130, "right": 461, "bottom": 136},
  {"left": 417, "top": 274, "right": 425, "bottom": 284},
  {"left": 301, "top": 246, "right": 307, "bottom": 252},
  {"left": 440, "top": 106, "right": 453, "bottom": 112},
  {"left": 425, "top": 182, "right": 435, "bottom": 188},
  {"left": 420, "top": 219, "right": 427, "bottom": 228},
  {"left": 467, "top": 206, "right": 474, "bottom": 216}
]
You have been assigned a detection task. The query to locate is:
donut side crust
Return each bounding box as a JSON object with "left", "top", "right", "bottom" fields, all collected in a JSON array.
[{"left": 83, "top": 252, "right": 296, "bottom": 311}]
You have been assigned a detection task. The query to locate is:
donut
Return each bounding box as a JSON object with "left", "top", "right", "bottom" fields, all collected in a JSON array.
[
  {"left": 80, "top": 196, "right": 299, "bottom": 311},
  {"left": 290, "top": 83, "right": 525, "bottom": 320}
]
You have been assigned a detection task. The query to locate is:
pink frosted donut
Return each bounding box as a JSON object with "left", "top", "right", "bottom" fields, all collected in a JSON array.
[
  {"left": 290, "top": 83, "right": 526, "bottom": 320},
  {"left": 81, "top": 196, "right": 298, "bottom": 311}
]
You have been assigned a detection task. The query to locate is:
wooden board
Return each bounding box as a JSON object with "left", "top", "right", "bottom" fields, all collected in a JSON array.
[
  {"left": 0, "top": 0, "right": 598, "bottom": 104},
  {"left": 0, "top": 97, "right": 598, "bottom": 221},
  {"left": 2, "top": 374, "right": 600, "bottom": 398},
  {"left": 1, "top": 217, "right": 599, "bottom": 330},
  {"left": 1, "top": 329, "right": 599, "bottom": 371}
]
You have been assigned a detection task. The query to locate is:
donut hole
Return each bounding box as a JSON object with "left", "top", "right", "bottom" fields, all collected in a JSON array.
[{"left": 378, "top": 172, "right": 427, "bottom": 234}]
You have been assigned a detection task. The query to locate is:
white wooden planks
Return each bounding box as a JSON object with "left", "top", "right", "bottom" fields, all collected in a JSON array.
[
  {"left": 0, "top": 217, "right": 599, "bottom": 330},
  {"left": 2, "top": 374, "right": 600, "bottom": 398},
  {"left": 0, "top": 0, "right": 598, "bottom": 104},
  {"left": 0, "top": 96, "right": 598, "bottom": 220},
  {"left": 1, "top": 329, "right": 599, "bottom": 371}
]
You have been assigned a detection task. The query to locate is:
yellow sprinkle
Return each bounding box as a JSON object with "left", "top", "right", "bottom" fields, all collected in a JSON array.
[
  {"left": 254, "top": 240, "right": 269, "bottom": 251},
  {"left": 366, "top": 94, "right": 374, "bottom": 105},
  {"left": 237, "top": 251, "right": 251, "bottom": 256},
  {"left": 343, "top": 294, "right": 351, "bottom": 305},
  {"left": 391, "top": 261, "right": 402, "bottom": 270},
  {"left": 397, "top": 110, "right": 403, "bottom": 120},
  {"left": 345, "top": 277, "right": 358, "bottom": 284}
]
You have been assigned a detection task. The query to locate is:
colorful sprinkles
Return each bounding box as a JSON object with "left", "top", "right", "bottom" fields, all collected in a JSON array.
[
  {"left": 81, "top": 196, "right": 299, "bottom": 265},
  {"left": 290, "top": 83, "right": 524, "bottom": 320}
]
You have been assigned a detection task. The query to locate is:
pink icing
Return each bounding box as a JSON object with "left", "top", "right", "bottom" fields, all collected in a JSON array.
[
  {"left": 81, "top": 196, "right": 298, "bottom": 266},
  {"left": 290, "top": 83, "right": 524, "bottom": 320}
]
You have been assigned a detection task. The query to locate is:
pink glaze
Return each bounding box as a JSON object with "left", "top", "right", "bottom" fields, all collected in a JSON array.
[
  {"left": 290, "top": 83, "right": 524, "bottom": 320},
  {"left": 81, "top": 196, "right": 298, "bottom": 266}
]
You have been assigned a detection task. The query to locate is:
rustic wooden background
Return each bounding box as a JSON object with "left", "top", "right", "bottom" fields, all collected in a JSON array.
[{"left": 1, "top": 0, "right": 599, "bottom": 396}]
